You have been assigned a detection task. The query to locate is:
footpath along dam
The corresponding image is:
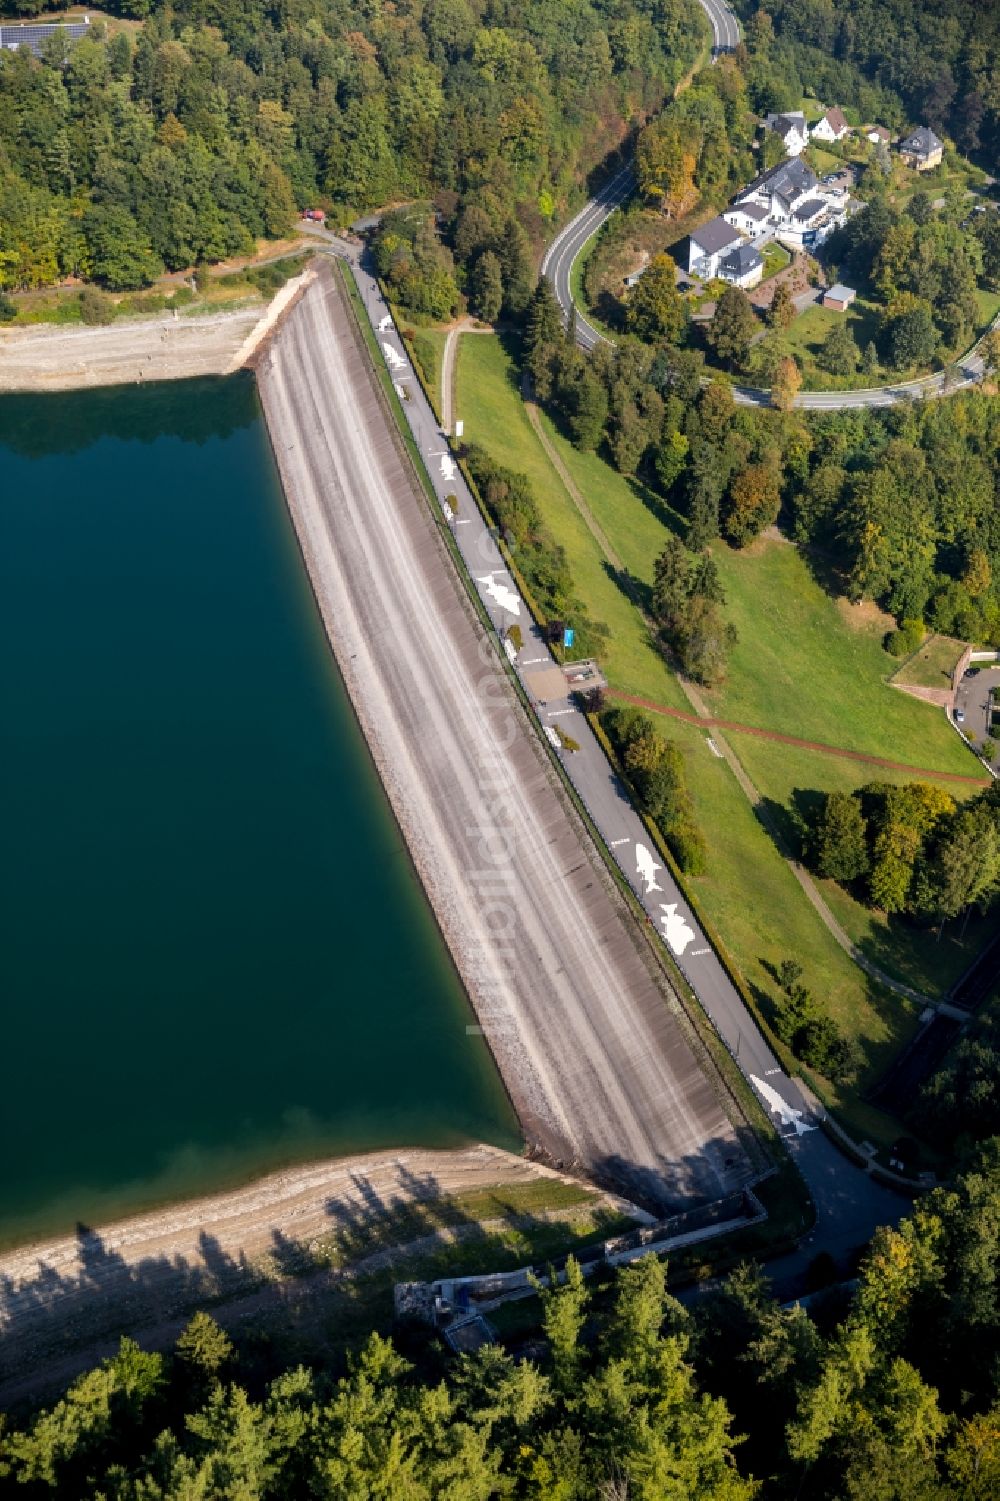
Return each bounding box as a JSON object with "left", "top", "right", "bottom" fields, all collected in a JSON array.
[{"left": 256, "top": 261, "right": 754, "bottom": 1212}]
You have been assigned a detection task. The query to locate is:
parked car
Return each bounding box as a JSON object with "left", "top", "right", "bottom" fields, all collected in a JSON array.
[{"left": 955, "top": 708, "right": 965, "bottom": 724}]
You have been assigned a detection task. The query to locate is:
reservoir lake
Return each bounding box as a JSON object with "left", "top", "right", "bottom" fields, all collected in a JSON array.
[{"left": 0, "top": 376, "right": 519, "bottom": 1249}]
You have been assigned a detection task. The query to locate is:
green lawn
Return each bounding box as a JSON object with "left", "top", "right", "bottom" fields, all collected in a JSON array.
[
  {"left": 456, "top": 334, "right": 688, "bottom": 707},
  {"left": 456, "top": 333, "right": 982, "bottom": 1136},
  {"left": 892, "top": 634, "right": 966, "bottom": 691},
  {"left": 975, "top": 287, "right": 1000, "bottom": 332},
  {"left": 529, "top": 395, "right": 970, "bottom": 775},
  {"left": 760, "top": 243, "right": 790, "bottom": 281},
  {"left": 702, "top": 541, "right": 972, "bottom": 773},
  {"left": 819, "top": 878, "right": 994, "bottom": 998},
  {"left": 728, "top": 732, "right": 983, "bottom": 999},
  {"left": 804, "top": 143, "right": 841, "bottom": 177},
  {"left": 776, "top": 299, "right": 884, "bottom": 383}
]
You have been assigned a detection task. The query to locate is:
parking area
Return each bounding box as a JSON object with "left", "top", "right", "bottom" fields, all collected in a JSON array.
[{"left": 953, "top": 665, "right": 1000, "bottom": 769}]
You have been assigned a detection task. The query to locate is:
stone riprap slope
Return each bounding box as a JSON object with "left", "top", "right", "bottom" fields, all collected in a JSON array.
[{"left": 257, "top": 263, "right": 751, "bottom": 1212}]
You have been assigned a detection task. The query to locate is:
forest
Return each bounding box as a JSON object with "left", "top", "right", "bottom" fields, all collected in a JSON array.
[
  {"left": 740, "top": 0, "right": 1000, "bottom": 160},
  {"left": 520, "top": 270, "right": 1000, "bottom": 661},
  {"left": 2, "top": 1146, "right": 999, "bottom": 1497},
  {"left": 0, "top": 0, "right": 705, "bottom": 292}
]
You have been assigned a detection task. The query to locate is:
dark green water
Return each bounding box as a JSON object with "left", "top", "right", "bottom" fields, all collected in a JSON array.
[{"left": 0, "top": 376, "right": 519, "bottom": 1249}]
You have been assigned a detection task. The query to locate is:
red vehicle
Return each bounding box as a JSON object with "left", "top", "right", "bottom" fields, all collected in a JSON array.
[{"left": 302, "top": 208, "right": 326, "bottom": 223}]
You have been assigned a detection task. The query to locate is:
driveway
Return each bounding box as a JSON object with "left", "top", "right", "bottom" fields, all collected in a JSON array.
[{"left": 953, "top": 665, "right": 1000, "bottom": 769}]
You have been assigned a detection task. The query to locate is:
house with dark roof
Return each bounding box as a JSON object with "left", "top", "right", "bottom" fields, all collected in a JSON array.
[
  {"left": 687, "top": 216, "right": 744, "bottom": 279},
  {"left": 764, "top": 111, "right": 808, "bottom": 157},
  {"left": 728, "top": 156, "right": 852, "bottom": 251},
  {"left": 811, "top": 107, "right": 850, "bottom": 143},
  {"left": 724, "top": 199, "right": 770, "bottom": 236},
  {"left": 897, "top": 125, "right": 943, "bottom": 171},
  {"left": 719, "top": 242, "right": 764, "bottom": 290},
  {"left": 0, "top": 15, "right": 90, "bottom": 56},
  {"left": 734, "top": 157, "right": 820, "bottom": 218}
]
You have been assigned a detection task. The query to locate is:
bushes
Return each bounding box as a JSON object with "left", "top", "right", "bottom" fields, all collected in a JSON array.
[
  {"left": 462, "top": 444, "right": 608, "bottom": 659},
  {"left": 771, "top": 958, "right": 861, "bottom": 1083},
  {"left": 78, "top": 287, "right": 116, "bottom": 326},
  {"left": 884, "top": 618, "right": 926, "bottom": 657},
  {"left": 601, "top": 704, "right": 707, "bottom": 874}
]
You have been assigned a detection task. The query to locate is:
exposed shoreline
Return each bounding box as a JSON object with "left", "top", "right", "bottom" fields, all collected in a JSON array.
[
  {"left": 0, "top": 257, "right": 749, "bottom": 1402},
  {"left": 0, "top": 268, "right": 314, "bottom": 392},
  {"left": 0, "top": 1144, "right": 600, "bottom": 1407}
]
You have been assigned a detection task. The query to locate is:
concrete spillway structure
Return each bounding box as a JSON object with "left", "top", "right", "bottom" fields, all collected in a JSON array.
[{"left": 256, "top": 262, "right": 753, "bottom": 1211}]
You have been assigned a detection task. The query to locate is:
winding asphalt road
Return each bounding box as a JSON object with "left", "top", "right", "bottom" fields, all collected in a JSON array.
[
  {"left": 542, "top": 0, "right": 999, "bottom": 409},
  {"left": 311, "top": 228, "right": 906, "bottom": 1268},
  {"left": 539, "top": 0, "right": 739, "bottom": 355}
]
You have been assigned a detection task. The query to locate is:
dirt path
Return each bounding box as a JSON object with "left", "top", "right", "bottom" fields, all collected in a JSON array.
[
  {"left": 614, "top": 692, "right": 945, "bottom": 1007},
  {"left": 442, "top": 319, "right": 492, "bottom": 433},
  {"left": 525, "top": 391, "right": 624, "bottom": 569},
  {"left": 506, "top": 393, "right": 955, "bottom": 1005},
  {"left": 0, "top": 1145, "right": 625, "bottom": 1406},
  {"left": 609, "top": 691, "right": 990, "bottom": 786}
]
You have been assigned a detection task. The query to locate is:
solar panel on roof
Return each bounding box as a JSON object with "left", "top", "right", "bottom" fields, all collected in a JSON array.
[{"left": 0, "top": 20, "right": 90, "bottom": 57}]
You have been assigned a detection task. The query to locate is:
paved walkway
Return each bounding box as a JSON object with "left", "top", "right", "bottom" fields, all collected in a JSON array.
[
  {"left": 311, "top": 230, "right": 907, "bottom": 1282},
  {"left": 498, "top": 405, "right": 954, "bottom": 1009}
]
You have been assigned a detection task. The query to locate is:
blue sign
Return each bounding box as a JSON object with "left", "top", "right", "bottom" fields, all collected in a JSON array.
[{"left": 563, "top": 627, "right": 575, "bottom": 649}]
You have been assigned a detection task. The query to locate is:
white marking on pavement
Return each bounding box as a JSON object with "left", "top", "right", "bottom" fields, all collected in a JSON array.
[
  {"left": 377, "top": 314, "right": 393, "bottom": 332},
  {"left": 749, "top": 1074, "right": 817, "bottom": 1136},
  {"left": 688, "top": 947, "right": 710, "bottom": 957},
  {"left": 477, "top": 576, "right": 521, "bottom": 615},
  {"left": 635, "top": 843, "right": 663, "bottom": 894},
  {"left": 382, "top": 342, "right": 406, "bottom": 370},
  {"left": 660, "top": 903, "right": 696, "bottom": 956},
  {"left": 543, "top": 726, "right": 561, "bottom": 749},
  {"left": 610, "top": 836, "right": 629, "bottom": 847},
  {"left": 547, "top": 708, "right": 576, "bottom": 718},
  {"left": 522, "top": 656, "right": 547, "bottom": 665},
  {"left": 503, "top": 638, "right": 518, "bottom": 664}
]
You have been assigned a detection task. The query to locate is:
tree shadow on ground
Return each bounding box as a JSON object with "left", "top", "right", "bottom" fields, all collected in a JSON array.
[
  {"left": 602, "top": 558, "right": 654, "bottom": 617},
  {"left": 0, "top": 1118, "right": 769, "bottom": 1412},
  {"left": 627, "top": 476, "right": 688, "bottom": 542},
  {"left": 796, "top": 539, "right": 852, "bottom": 604}
]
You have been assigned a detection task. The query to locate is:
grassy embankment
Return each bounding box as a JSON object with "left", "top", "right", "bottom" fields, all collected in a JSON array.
[{"left": 456, "top": 332, "right": 989, "bottom": 1147}]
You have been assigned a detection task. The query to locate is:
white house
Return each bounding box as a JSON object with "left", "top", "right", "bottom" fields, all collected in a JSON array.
[
  {"left": 811, "top": 107, "right": 850, "bottom": 143},
  {"left": 764, "top": 111, "right": 809, "bottom": 157},
  {"left": 729, "top": 157, "right": 851, "bottom": 252},
  {"left": 865, "top": 125, "right": 890, "bottom": 146},
  {"left": 719, "top": 242, "right": 764, "bottom": 290},
  {"left": 687, "top": 216, "right": 745, "bottom": 279},
  {"left": 724, "top": 200, "right": 770, "bottom": 237}
]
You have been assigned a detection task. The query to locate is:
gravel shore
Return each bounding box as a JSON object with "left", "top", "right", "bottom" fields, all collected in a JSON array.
[{"left": 0, "top": 269, "right": 313, "bottom": 392}]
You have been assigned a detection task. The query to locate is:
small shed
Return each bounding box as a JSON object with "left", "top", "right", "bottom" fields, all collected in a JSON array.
[{"left": 823, "top": 283, "right": 857, "bottom": 311}]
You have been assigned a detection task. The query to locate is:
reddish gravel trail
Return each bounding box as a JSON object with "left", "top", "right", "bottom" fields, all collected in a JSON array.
[{"left": 608, "top": 691, "right": 989, "bottom": 787}]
